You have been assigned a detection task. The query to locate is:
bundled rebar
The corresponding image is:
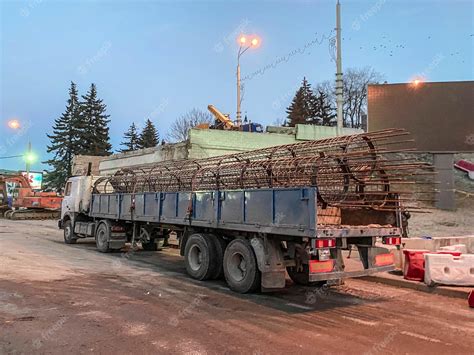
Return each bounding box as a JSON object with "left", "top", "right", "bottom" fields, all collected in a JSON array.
[{"left": 93, "top": 129, "right": 435, "bottom": 212}]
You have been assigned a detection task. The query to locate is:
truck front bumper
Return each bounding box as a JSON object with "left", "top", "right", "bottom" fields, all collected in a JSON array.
[{"left": 309, "top": 265, "right": 394, "bottom": 282}]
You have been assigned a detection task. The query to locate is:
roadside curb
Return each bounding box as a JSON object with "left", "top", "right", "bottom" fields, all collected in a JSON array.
[{"left": 360, "top": 275, "right": 471, "bottom": 300}]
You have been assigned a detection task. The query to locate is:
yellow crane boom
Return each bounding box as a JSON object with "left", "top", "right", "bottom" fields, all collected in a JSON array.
[{"left": 207, "top": 105, "right": 234, "bottom": 129}]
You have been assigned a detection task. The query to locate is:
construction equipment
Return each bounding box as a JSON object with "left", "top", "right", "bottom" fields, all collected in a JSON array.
[
  {"left": 203, "top": 104, "right": 263, "bottom": 132},
  {"left": 59, "top": 130, "right": 433, "bottom": 293},
  {"left": 207, "top": 104, "right": 235, "bottom": 129},
  {"left": 0, "top": 174, "right": 62, "bottom": 220}
]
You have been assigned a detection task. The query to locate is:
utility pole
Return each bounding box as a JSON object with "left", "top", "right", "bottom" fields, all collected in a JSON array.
[{"left": 336, "top": 0, "right": 344, "bottom": 136}]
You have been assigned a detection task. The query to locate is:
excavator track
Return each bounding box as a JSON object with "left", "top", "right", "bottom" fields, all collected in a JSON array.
[{"left": 4, "top": 209, "right": 60, "bottom": 220}]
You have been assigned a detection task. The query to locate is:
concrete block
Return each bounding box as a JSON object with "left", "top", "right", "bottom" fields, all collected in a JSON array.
[
  {"left": 438, "top": 244, "right": 468, "bottom": 254},
  {"left": 424, "top": 254, "right": 474, "bottom": 286},
  {"left": 402, "top": 235, "right": 474, "bottom": 253}
]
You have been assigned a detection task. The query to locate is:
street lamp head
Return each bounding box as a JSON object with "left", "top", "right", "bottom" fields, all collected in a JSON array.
[
  {"left": 251, "top": 38, "right": 259, "bottom": 46},
  {"left": 239, "top": 36, "right": 247, "bottom": 45},
  {"left": 7, "top": 119, "right": 21, "bottom": 130},
  {"left": 24, "top": 152, "right": 36, "bottom": 164}
]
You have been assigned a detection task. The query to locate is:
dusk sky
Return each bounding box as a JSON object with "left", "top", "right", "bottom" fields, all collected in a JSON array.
[{"left": 1, "top": 0, "right": 473, "bottom": 171}]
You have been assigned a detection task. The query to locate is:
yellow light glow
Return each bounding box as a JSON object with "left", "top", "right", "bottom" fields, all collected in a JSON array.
[
  {"left": 251, "top": 38, "right": 259, "bottom": 46},
  {"left": 239, "top": 36, "right": 247, "bottom": 44},
  {"left": 8, "top": 119, "right": 21, "bottom": 129}
]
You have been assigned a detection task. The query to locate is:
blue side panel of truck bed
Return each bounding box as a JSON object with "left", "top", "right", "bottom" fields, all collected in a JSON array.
[{"left": 89, "top": 187, "right": 318, "bottom": 238}]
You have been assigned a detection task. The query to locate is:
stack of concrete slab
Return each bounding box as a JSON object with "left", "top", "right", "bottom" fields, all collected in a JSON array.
[{"left": 401, "top": 235, "right": 474, "bottom": 253}]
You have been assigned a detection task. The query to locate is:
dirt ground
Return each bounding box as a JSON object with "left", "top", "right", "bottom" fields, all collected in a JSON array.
[
  {"left": 1, "top": 219, "right": 473, "bottom": 354},
  {"left": 408, "top": 196, "right": 474, "bottom": 238}
]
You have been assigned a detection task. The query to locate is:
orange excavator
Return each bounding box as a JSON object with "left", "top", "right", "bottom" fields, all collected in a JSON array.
[{"left": 0, "top": 174, "right": 62, "bottom": 220}]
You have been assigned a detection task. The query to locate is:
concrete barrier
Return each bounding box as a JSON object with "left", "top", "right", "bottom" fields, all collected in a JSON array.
[
  {"left": 424, "top": 254, "right": 474, "bottom": 286},
  {"left": 438, "top": 244, "right": 468, "bottom": 254},
  {"left": 402, "top": 235, "right": 474, "bottom": 253}
]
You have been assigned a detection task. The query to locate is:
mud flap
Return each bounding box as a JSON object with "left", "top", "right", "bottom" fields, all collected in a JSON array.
[
  {"left": 357, "top": 245, "right": 393, "bottom": 269},
  {"left": 250, "top": 237, "right": 286, "bottom": 289}
]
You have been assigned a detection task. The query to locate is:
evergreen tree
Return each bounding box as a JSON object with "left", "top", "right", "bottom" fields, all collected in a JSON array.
[
  {"left": 119, "top": 123, "right": 140, "bottom": 152},
  {"left": 139, "top": 119, "right": 159, "bottom": 148},
  {"left": 44, "top": 82, "right": 82, "bottom": 190},
  {"left": 285, "top": 77, "right": 317, "bottom": 127},
  {"left": 314, "top": 90, "right": 336, "bottom": 126},
  {"left": 80, "top": 83, "right": 112, "bottom": 156}
]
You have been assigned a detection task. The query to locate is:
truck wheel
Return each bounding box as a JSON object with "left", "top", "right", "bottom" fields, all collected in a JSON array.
[
  {"left": 184, "top": 233, "right": 218, "bottom": 281},
  {"left": 63, "top": 220, "right": 77, "bottom": 244},
  {"left": 208, "top": 235, "right": 227, "bottom": 280},
  {"left": 287, "top": 244, "right": 325, "bottom": 286},
  {"left": 287, "top": 264, "right": 313, "bottom": 285},
  {"left": 142, "top": 239, "right": 158, "bottom": 251},
  {"left": 96, "top": 223, "right": 111, "bottom": 253},
  {"left": 223, "top": 239, "right": 261, "bottom": 293}
]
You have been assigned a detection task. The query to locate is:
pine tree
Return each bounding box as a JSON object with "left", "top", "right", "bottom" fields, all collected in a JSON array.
[
  {"left": 139, "top": 119, "right": 159, "bottom": 148},
  {"left": 285, "top": 77, "right": 317, "bottom": 127},
  {"left": 44, "top": 82, "right": 82, "bottom": 190},
  {"left": 119, "top": 123, "right": 140, "bottom": 152},
  {"left": 314, "top": 90, "right": 336, "bottom": 126},
  {"left": 80, "top": 83, "right": 112, "bottom": 156}
]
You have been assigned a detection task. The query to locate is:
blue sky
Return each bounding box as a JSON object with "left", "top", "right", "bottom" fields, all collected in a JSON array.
[{"left": 1, "top": 0, "right": 473, "bottom": 171}]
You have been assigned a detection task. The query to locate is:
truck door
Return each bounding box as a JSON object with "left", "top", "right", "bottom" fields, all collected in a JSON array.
[{"left": 61, "top": 180, "right": 75, "bottom": 219}]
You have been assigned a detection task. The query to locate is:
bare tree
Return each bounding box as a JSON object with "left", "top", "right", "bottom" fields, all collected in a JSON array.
[
  {"left": 168, "top": 108, "right": 214, "bottom": 142},
  {"left": 343, "top": 67, "right": 384, "bottom": 128},
  {"left": 316, "top": 67, "right": 383, "bottom": 128}
]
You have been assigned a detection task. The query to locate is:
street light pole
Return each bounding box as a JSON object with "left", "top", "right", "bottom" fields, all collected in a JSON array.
[
  {"left": 236, "top": 35, "right": 259, "bottom": 127},
  {"left": 236, "top": 55, "right": 242, "bottom": 126},
  {"left": 26, "top": 141, "right": 32, "bottom": 176},
  {"left": 335, "top": 0, "right": 344, "bottom": 136}
]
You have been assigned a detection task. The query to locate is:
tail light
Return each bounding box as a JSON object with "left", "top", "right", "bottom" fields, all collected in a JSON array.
[
  {"left": 374, "top": 253, "right": 394, "bottom": 266},
  {"left": 309, "top": 260, "right": 334, "bottom": 273},
  {"left": 111, "top": 225, "right": 125, "bottom": 232},
  {"left": 383, "top": 237, "right": 401, "bottom": 245},
  {"left": 315, "top": 238, "right": 336, "bottom": 248}
]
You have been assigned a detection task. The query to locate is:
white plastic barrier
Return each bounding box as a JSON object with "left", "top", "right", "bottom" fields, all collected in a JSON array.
[
  {"left": 424, "top": 254, "right": 474, "bottom": 286},
  {"left": 438, "top": 244, "right": 468, "bottom": 254}
]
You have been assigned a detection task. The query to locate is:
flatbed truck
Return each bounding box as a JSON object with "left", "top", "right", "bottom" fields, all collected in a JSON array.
[{"left": 59, "top": 175, "right": 401, "bottom": 293}]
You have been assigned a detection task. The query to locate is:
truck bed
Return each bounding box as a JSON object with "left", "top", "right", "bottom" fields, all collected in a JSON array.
[{"left": 90, "top": 187, "right": 401, "bottom": 239}]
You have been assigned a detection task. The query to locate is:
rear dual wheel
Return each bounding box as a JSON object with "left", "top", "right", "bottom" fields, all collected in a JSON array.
[
  {"left": 184, "top": 234, "right": 261, "bottom": 293},
  {"left": 223, "top": 239, "right": 261, "bottom": 293}
]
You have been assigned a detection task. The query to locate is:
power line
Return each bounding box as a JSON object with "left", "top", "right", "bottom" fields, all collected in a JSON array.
[{"left": 0, "top": 154, "right": 24, "bottom": 160}]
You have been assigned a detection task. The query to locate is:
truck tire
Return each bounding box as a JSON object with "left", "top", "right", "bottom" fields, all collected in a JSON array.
[
  {"left": 63, "top": 220, "right": 77, "bottom": 244},
  {"left": 142, "top": 239, "right": 158, "bottom": 251},
  {"left": 207, "top": 235, "right": 227, "bottom": 280},
  {"left": 223, "top": 239, "right": 261, "bottom": 293},
  {"left": 96, "top": 222, "right": 111, "bottom": 253},
  {"left": 287, "top": 264, "right": 314, "bottom": 286},
  {"left": 184, "top": 233, "right": 219, "bottom": 281},
  {"left": 287, "top": 246, "right": 326, "bottom": 287}
]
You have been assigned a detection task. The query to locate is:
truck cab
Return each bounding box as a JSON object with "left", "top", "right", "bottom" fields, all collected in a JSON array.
[{"left": 59, "top": 176, "right": 95, "bottom": 230}]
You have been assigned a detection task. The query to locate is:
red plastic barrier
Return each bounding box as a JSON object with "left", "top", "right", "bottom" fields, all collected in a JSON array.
[
  {"left": 403, "top": 250, "right": 462, "bottom": 282},
  {"left": 469, "top": 291, "right": 474, "bottom": 308}
]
